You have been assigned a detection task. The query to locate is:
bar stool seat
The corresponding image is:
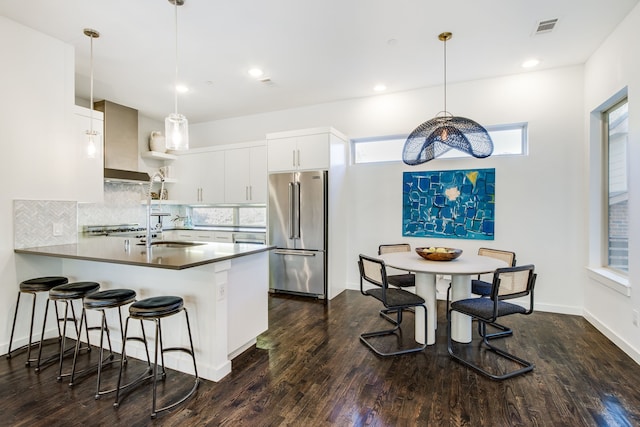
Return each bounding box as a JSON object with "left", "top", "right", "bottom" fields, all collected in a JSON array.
[
  {"left": 69, "top": 288, "right": 146, "bottom": 399},
  {"left": 49, "top": 282, "right": 101, "bottom": 300},
  {"left": 114, "top": 295, "right": 199, "bottom": 419},
  {"left": 7, "top": 276, "right": 68, "bottom": 366},
  {"left": 129, "top": 296, "right": 184, "bottom": 318},
  {"left": 40, "top": 282, "right": 100, "bottom": 379}
]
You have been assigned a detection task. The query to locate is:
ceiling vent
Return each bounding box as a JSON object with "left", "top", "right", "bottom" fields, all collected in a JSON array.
[
  {"left": 534, "top": 18, "right": 558, "bottom": 34},
  {"left": 259, "top": 77, "right": 276, "bottom": 86}
]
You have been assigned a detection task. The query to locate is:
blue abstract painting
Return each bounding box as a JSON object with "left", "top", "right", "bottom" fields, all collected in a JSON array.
[{"left": 402, "top": 168, "right": 495, "bottom": 240}]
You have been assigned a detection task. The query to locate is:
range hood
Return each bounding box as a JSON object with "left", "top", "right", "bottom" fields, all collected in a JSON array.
[{"left": 95, "top": 100, "right": 150, "bottom": 183}]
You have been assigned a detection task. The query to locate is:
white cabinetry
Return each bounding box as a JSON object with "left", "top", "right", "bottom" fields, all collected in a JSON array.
[
  {"left": 164, "top": 230, "right": 233, "bottom": 243},
  {"left": 266, "top": 127, "right": 350, "bottom": 300},
  {"left": 224, "top": 146, "right": 267, "bottom": 203},
  {"left": 267, "top": 130, "right": 331, "bottom": 172},
  {"left": 74, "top": 105, "right": 104, "bottom": 203},
  {"left": 171, "top": 151, "right": 225, "bottom": 203}
]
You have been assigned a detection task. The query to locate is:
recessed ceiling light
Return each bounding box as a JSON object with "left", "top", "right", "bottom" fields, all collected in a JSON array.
[
  {"left": 373, "top": 84, "right": 387, "bottom": 92},
  {"left": 522, "top": 59, "right": 540, "bottom": 69},
  {"left": 176, "top": 84, "right": 189, "bottom": 93},
  {"left": 248, "top": 68, "right": 264, "bottom": 78}
]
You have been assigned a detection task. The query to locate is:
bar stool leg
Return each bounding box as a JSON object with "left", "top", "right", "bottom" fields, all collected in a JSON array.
[
  {"left": 93, "top": 308, "right": 116, "bottom": 398},
  {"left": 6, "top": 292, "right": 22, "bottom": 360}
]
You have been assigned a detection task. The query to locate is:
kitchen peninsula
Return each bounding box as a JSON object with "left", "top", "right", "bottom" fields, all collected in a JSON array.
[{"left": 15, "top": 237, "right": 273, "bottom": 382}]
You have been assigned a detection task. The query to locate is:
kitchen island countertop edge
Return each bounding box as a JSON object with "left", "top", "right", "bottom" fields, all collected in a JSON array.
[{"left": 15, "top": 237, "right": 275, "bottom": 270}]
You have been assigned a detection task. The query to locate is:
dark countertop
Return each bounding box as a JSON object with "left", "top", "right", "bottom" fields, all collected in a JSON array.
[{"left": 15, "top": 236, "right": 274, "bottom": 270}]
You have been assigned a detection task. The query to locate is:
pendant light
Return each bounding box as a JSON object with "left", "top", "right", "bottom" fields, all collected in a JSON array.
[
  {"left": 165, "top": 0, "right": 189, "bottom": 151},
  {"left": 84, "top": 28, "right": 100, "bottom": 159},
  {"left": 402, "top": 32, "right": 493, "bottom": 165}
]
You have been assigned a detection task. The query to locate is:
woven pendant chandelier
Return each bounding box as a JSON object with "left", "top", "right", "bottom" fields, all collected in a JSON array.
[{"left": 402, "top": 32, "right": 493, "bottom": 165}]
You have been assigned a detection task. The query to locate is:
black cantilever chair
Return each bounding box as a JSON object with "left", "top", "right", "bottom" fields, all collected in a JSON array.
[
  {"left": 358, "top": 254, "right": 427, "bottom": 357},
  {"left": 447, "top": 264, "right": 537, "bottom": 380},
  {"left": 377, "top": 244, "right": 415, "bottom": 325}
]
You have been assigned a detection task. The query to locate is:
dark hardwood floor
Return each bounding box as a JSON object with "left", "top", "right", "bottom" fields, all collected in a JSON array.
[{"left": 2, "top": 290, "right": 640, "bottom": 426}]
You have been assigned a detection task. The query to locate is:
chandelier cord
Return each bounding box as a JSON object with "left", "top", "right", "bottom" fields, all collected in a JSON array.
[{"left": 443, "top": 35, "right": 447, "bottom": 115}]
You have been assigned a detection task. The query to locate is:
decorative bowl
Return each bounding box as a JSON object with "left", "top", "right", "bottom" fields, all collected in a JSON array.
[{"left": 415, "top": 247, "right": 463, "bottom": 261}]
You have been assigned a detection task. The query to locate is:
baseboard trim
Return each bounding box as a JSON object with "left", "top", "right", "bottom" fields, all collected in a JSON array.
[{"left": 583, "top": 310, "right": 640, "bottom": 365}]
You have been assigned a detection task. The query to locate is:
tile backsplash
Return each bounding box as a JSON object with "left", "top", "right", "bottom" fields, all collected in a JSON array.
[
  {"left": 14, "top": 183, "right": 183, "bottom": 248},
  {"left": 14, "top": 200, "right": 77, "bottom": 249},
  {"left": 78, "top": 182, "right": 182, "bottom": 228}
]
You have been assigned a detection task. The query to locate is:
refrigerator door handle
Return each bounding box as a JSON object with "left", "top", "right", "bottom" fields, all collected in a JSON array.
[
  {"left": 288, "top": 182, "right": 294, "bottom": 239},
  {"left": 293, "top": 181, "right": 301, "bottom": 239},
  {"left": 274, "top": 249, "right": 317, "bottom": 257}
]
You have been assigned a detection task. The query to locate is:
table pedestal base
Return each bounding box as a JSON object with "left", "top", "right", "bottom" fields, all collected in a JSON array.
[
  {"left": 414, "top": 272, "right": 472, "bottom": 345},
  {"left": 450, "top": 274, "right": 472, "bottom": 343}
]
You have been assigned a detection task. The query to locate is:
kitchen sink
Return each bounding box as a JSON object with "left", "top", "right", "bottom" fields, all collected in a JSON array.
[{"left": 136, "top": 241, "right": 206, "bottom": 248}]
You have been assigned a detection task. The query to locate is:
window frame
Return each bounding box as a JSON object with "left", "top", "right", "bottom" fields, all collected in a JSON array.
[
  {"left": 601, "top": 97, "right": 629, "bottom": 274},
  {"left": 351, "top": 122, "right": 528, "bottom": 164}
]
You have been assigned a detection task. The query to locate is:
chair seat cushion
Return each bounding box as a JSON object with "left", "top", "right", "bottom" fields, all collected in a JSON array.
[
  {"left": 84, "top": 289, "right": 137, "bottom": 309},
  {"left": 129, "top": 296, "right": 184, "bottom": 318},
  {"left": 387, "top": 273, "right": 415, "bottom": 288},
  {"left": 366, "top": 288, "right": 424, "bottom": 308},
  {"left": 20, "top": 276, "right": 68, "bottom": 292},
  {"left": 49, "top": 282, "right": 100, "bottom": 300},
  {"left": 471, "top": 279, "right": 492, "bottom": 296},
  {"left": 451, "top": 297, "right": 526, "bottom": 320}
]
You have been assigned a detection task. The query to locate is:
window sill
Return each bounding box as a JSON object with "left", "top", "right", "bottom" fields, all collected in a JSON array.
[{"left": 586, "top": 267, "right": 630, "bottom": 296}]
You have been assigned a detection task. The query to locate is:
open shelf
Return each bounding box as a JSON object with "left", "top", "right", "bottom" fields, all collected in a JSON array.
[{"left": 142, "top": 151, "right": 177, "bottom": 161}]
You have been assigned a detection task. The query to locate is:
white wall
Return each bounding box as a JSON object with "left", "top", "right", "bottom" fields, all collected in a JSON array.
[
  {"left": 0, "top": 17, "right": 78, "bottom": 352},
  {"left": 190, "top": 65, "right": 587, "bottom": 316},
  {"left": 584, "top": 4, "right": 640, "bottom": 362}
]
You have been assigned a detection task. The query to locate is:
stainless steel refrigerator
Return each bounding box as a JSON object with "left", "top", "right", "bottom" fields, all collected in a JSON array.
[{"left": 268, "top": 170, "right": 327, "bottom": 298}]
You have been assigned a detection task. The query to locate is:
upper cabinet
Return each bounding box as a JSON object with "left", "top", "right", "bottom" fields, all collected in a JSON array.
[
  {"left": 225, "top": 145, "right": 267, "bottom": 203},
  {"left": 74, "top": 105, "right": 104, "bottom": 203},
  {"left": 267, "top": 128, "right": 344, "bottom": 172},
  {"left": 171, "top": 150, "right": 225, "bottom": 204}
]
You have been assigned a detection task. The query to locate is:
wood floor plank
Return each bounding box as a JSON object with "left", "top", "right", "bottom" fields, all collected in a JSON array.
[{"left": 3, "top": 290, "right": 640, "bottom": 426}]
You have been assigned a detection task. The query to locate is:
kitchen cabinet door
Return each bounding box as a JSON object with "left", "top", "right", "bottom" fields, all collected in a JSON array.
[
  {"left": 172, "top": 151, "right": 225, "bottom": 203},
  {"left": 74, "top": 106, "right": 104, "bottom": 203},
  {"left": 267, "top": 136, "right": 298, "bottom": 172},
  {"left": 267, "top": 133, "right": 329, "bottom": 172},
  {"left": 225, "top": 146, "right": 267, "bottom": 203}
]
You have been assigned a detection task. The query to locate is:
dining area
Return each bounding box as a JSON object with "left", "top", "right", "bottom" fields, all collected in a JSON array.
[{"left": 358, "top": 243, "right": 537, "bottom": 380}]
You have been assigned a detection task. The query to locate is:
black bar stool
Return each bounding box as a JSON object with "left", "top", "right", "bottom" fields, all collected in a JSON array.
[
  {"left": 41, "top": 281, "right": 101, "bottom": 379},
  {"left": 114, "top": 296, "right": 199, "bottom": 419},
  {"left": 69, "top": 288, "right": 151, "bottom": 399},
  {"left": 7, "top": 276, "right": 68, "bottom": 366}
]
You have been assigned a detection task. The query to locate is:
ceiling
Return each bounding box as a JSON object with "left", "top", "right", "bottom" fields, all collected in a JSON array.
[{"left": 1, "top": 0, "right": 638, "bottom": 124}]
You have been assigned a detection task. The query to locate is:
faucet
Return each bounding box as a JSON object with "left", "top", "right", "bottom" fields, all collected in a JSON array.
[{"left": 146, "top": 169, "right": 166, "bottom": 248}]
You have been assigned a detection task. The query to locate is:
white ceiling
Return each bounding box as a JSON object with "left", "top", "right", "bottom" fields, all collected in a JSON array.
[{"left": 1, "top": 0, "right": 638, "bottom": 124}]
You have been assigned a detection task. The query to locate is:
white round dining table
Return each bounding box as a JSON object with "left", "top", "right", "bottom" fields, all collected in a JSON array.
[{"left": 378, "top": 251, "right": 508, "bottom": 345}]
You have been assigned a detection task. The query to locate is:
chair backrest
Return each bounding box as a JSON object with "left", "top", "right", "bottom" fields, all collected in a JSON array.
[
  {"left": 477, "top": 247, "right": 516, "bottom": 282},
  {"left": 478, "top": 247, "right": 516, "bottom": 266},
  {"left": 378, "top": 243, "right": 411, "bottom": 255},
  {"left": 491, "top": 264, "right": 536, "bottom": 303},
  {"left": 358, "top": 254, "right": 388, "bottom": 288}
]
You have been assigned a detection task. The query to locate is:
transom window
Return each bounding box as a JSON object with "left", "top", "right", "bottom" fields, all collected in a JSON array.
[{"left": 352, "top": 123, "right": 527, "bottom": 164}]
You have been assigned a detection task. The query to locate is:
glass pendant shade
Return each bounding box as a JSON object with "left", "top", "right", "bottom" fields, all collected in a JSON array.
[
  {"left": 165, "top": 112, "right": 189, "bottom": 151},
  {"left": 85, "top": 129, "right": 101, "bottom": 159},
  {"left": 402, "top": 114, "right": 493, "bottom": 165}
]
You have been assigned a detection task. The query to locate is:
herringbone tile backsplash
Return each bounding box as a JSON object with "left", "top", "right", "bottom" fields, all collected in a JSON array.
[
  {"left": 14, "top": 184, "right": 183, "bottom": 249},
  {"left": 14, "top": 200, "right": 77, "bottom": 249}
]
